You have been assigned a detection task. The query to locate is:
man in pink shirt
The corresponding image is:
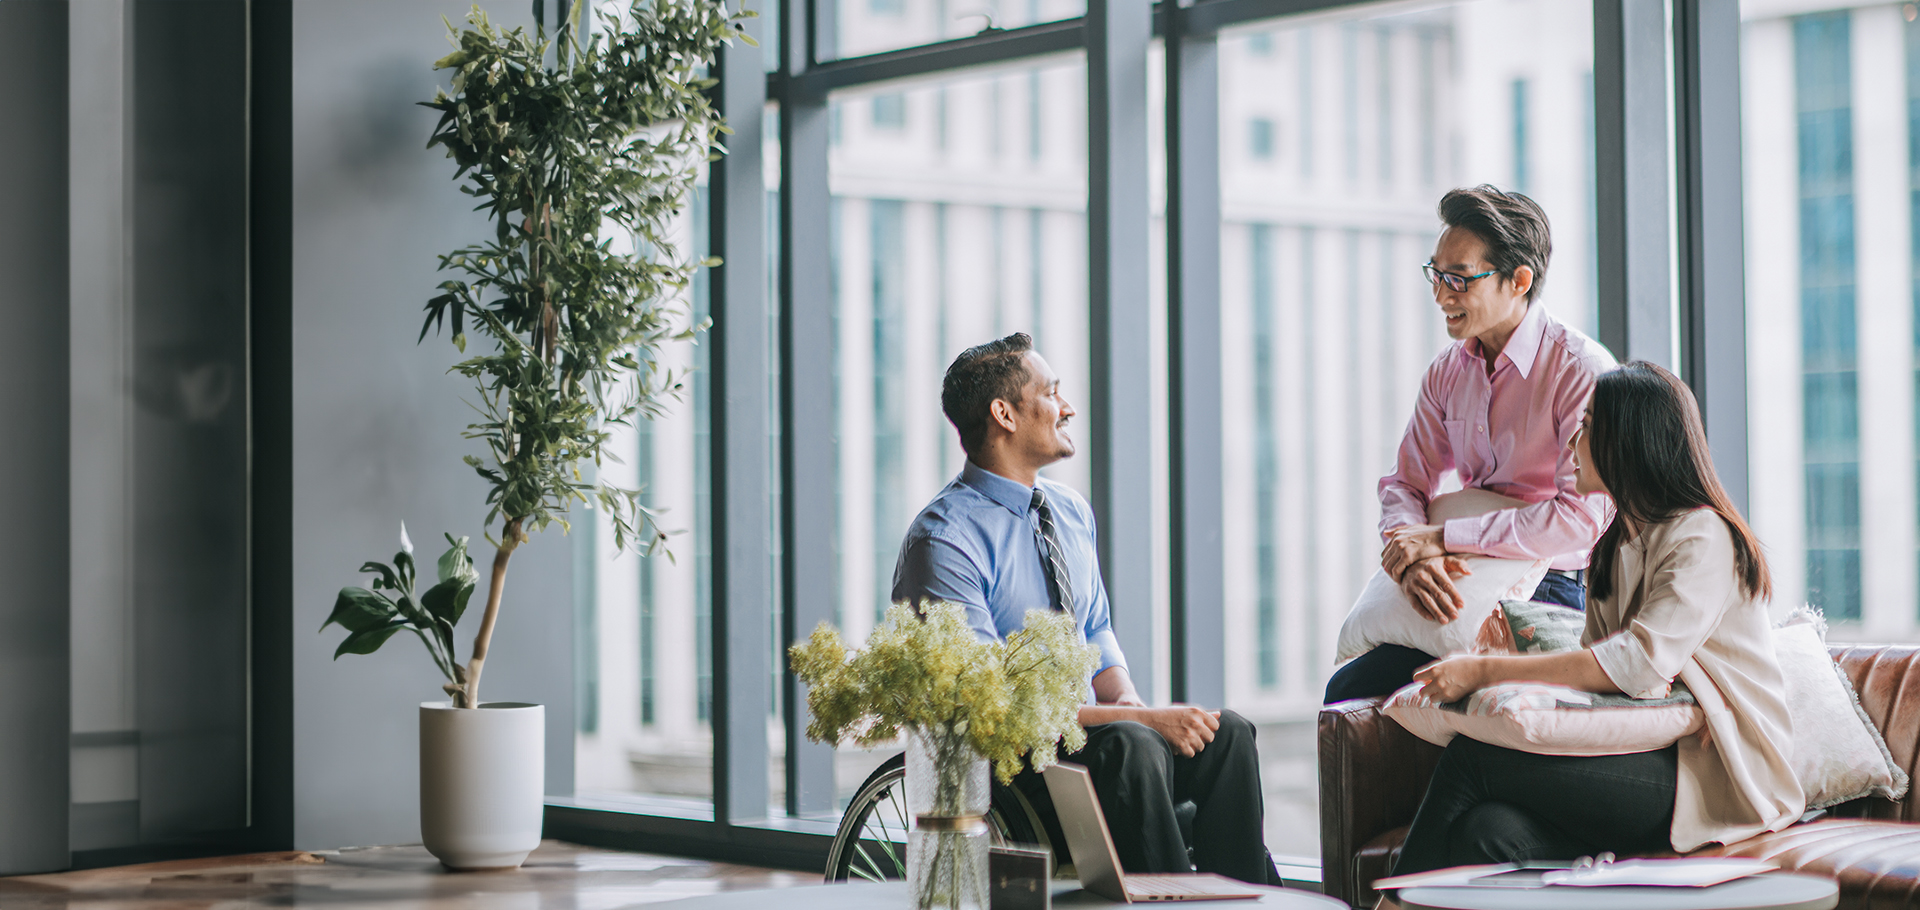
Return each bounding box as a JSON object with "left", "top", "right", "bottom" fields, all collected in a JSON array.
[{"left": 1325, "top": 185, "right": 1617, "bottom": 703}]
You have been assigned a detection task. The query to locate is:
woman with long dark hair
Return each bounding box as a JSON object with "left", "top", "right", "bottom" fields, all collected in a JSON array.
[{"left": 1384, "top": 361, "right": 1804, "bottom": 887}]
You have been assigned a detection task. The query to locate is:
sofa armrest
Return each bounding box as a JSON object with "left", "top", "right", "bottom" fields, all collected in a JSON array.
[{"left": 1318, "top": 697, "right": 1445, "bottom": 907}]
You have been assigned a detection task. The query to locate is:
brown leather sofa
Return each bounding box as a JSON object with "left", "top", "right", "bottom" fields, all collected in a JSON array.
[{"left": 1317, "top": 643, "right": 1920, "bottom": 909}]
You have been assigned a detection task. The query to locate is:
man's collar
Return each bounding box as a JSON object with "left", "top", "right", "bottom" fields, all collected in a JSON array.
[
  {"left": 1467, "top": 302, "right": 1547, "bottom": 379},
  {"left": 961, "top": 460, "right": 1038, "bottom": 516}
]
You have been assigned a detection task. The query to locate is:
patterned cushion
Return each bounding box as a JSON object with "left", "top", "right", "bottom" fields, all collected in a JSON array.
[
  {"left": 1382, "top": 680, "right": 1702, "bottom": 756},
  {"left": 1500, "top": 598, "right": 1587, "bottom": 653}
]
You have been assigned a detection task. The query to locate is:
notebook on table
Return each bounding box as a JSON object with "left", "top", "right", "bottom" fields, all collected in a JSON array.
[{"left": 1041, "top": 762, "right": 1266, "bottom": 903}]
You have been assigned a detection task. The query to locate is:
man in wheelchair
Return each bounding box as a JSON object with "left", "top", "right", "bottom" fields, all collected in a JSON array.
[{"left": 891, "top": 332, "right": 1282, "bottom": 887}]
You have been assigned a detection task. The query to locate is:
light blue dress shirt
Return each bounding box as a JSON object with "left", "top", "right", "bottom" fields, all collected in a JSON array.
[{"left": 890, "top": 461, "right": 1128, "bottom": 683}]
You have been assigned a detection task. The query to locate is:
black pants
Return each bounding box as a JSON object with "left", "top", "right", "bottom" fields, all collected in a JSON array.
[
  {"left": 1391, "top": 736, "right": 1677, "bottom": 876},
  {"left": 1012, "top": 710, "right": 1280, "bottom": 885},
  {"left": 1324, "top": 572, "right": 1587, "bottom": 704}
]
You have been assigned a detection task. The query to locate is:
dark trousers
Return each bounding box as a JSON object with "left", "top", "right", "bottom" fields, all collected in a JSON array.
[
  {"left": 1324, "top": 573, "right": 1587, "bottom": 704},
  {"left": 1012, "top": 710, "right": 1280, "bottom": 886},
  {"left": 1391, "top": 736, "right": 1677, "bottom": 875}
]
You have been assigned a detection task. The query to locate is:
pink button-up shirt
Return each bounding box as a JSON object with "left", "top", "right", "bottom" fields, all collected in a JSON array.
[{"left": 1379, "top": 303, "right": 1618, "bottom": 571}]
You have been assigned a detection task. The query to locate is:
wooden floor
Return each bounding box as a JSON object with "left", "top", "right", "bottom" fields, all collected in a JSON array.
[{"left": 0, "top": 841, "right": 811, "bottom": 909}]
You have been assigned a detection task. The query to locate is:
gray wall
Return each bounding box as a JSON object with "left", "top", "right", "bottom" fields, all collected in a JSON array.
[
  {"left": 0, "top": 0, "right": 73, "bottom": 875},
  {"left": 290, "top": 0, "right": 574, "bottom": 850}
]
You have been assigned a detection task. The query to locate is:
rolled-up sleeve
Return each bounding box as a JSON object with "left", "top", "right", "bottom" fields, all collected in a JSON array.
[
  {"left": 1589, "top": 516, "right": 1737, "bottom": 699},
  {"left": 891, "top": 535, "right": 996, "bottom": 642},
  {"left": 1080, "top": 566, "right": 1129, "bottom": 679},
  {"left": 1442, "top": 489, "right": 1613, "bottom": 560}
]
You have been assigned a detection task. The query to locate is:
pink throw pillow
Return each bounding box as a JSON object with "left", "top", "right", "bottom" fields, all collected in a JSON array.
[{"left": 1382, "top": 680, "right": 1703, "bottom": 757}]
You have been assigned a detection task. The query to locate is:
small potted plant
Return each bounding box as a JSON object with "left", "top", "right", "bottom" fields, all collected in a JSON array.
[
  {"left": 791, "top": 603, "right": 1099, "bottom": 910},
  {"left": 321, "top": 0, "right": 748, "bottom": 870}
]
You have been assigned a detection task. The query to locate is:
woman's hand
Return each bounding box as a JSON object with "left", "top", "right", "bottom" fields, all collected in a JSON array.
[
  {"left": 1415, "top": 650, "right": 1620, "bottom": 701},
  {"left": 1413, "top": 654, "right": 1487, "bottom": 703}
]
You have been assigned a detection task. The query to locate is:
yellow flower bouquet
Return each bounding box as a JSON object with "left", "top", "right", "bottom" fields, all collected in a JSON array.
[
  {"left": 789, "top": 601, "right": 1101, "bottom": 783},
  {"left": 789, "top": 602, "right": 1099, "bottom": 909}
]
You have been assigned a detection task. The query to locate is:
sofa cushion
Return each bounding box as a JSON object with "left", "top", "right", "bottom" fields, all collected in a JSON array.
[
  {"left": 1688, "top": 819, "right": 1920, "bottom": 909},
  {"left": 1355, "top": 821, "right": 1917, "bottom": 910},
  {"left": 1774, "top": 622, "right": 1909, "bottom": 808}
]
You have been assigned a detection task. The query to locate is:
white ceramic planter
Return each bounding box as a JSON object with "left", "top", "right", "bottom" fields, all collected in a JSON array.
[{"left": 419, "top": 701, "right": 545, "bottom": 870}]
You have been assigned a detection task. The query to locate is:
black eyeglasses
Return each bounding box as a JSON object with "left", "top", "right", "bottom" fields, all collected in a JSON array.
[{"left": 1423, "top": 261, "right": 1500, "bottom": 293}]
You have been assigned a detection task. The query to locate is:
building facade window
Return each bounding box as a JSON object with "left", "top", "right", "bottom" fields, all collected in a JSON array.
[
  {"left": 1250, "top": 117, "right": 1277, "bottom": 160},
  {"left": 1251, "top": 225, "right": 1280, "bottom": 689},
  {"left": 872, "top": 93, "right": 906, "bottom": 130},
  {"left": 1512, "top": 77, "right": 1530, "bottom": 193}
]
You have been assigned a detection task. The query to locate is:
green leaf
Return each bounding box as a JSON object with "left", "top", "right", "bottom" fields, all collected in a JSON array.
[
  {"left": 433, "top": 49, "right": 470, "bottom": 69},
  {"left": 395, "top": 550, "right": 418, "bottom": 592},
  {"left": 421, "top": 577, "right": 476, "bottom": 629},
  {"left": 323, "top": 586, "right": 399, "bottom": 633},
  {"left": 333, "top": 620, "right": 408, "bottom": 659},
  {"left": 360, "top": 560, "right": 402, "bottom": 592},
  {"left": 437, "top": 534, "right": 477, "bottom": 583}
]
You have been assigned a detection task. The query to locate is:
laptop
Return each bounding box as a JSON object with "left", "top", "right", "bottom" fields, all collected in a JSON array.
[{"left": 1041, "top": 762, "right": 1266, "bottom": 902}]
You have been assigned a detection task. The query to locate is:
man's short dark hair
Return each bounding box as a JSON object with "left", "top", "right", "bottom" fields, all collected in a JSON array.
[
  {"left": 942, "top": 333, "right": 1035, "bottom": 455},
  {"left": 1438, "top": 185, "right": 1552, "bottom": 303}
]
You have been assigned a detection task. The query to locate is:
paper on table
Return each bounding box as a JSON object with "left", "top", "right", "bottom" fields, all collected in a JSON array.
[
  {"left": 1541, "top": 858, "right": 1777, "bottom": 888},
  {"left": 1373, "top": 864, "right": 1560, "bottom": 890}
]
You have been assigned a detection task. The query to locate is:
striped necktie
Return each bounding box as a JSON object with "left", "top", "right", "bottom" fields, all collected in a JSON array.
[{"left": 1030, "top": 488, "right": 1077, "bottom": 620}]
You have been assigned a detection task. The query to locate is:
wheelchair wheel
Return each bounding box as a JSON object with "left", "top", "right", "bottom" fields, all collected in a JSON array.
[{"left": 823, "top": 753, "right": 1048, "bottom": 883}]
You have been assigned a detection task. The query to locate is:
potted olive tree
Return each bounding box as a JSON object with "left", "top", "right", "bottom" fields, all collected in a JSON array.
[{"left": 320, "top": 0, "right": 748, "bottom": 870}]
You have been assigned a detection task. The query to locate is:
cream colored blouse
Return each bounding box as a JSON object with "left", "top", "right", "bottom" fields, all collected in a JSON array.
[{"left": 1581, "top": 507, "right": 1805, "bottom": 851}]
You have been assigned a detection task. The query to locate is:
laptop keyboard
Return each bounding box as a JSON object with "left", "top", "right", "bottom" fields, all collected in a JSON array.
[{"left": 1128, "top": 875, "right": 1240, "bottom": 897}]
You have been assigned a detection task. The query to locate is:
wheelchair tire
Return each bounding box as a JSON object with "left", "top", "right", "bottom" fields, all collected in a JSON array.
[{"left": 823, "top": 753, "right": 1047, "bottom": 883}]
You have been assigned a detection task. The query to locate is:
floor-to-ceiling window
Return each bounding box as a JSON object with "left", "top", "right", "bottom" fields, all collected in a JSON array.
[
  {"left": 1744, "top": 2, "right": 1919, "bottom": 638},
  {"left": 543, "top": 0, "right": 1867, "bottom": 876},
  {"left": 823, "top": 54, "right": 1095, "bottom": 802},
  {"left": 1215, "top": 0, "right": 1597, "bottom": 858}
]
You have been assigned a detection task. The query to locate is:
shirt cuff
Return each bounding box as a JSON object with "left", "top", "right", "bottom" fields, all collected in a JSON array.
[
  {"left": 1089, "top": 628, "right": 1128, "bottom": 679},
  {"left": 1442, "top": 515, "right": 1489, "bottom": 553},
  {"left": 1590, "top": 631, "right": 1672, "bottom": 699}
]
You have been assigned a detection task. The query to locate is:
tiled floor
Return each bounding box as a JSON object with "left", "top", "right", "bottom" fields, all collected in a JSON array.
[{"left": 0, "top": 841, "right": 810, "bottom": 909}]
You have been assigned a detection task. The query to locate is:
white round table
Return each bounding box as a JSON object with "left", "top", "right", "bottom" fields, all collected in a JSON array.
[
  {"left": 645, "top": 880, "right": 1349, "bottom": 908},
  {"left": 1398, "top": 871, "right": 1838, "bottom": 910}
]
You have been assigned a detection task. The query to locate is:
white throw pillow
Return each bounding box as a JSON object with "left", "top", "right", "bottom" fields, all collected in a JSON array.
[
  {"left": 1335, "top": 489, "right": 1550, "bottom": 663},
  {"left": 1773, "top": 610, "right": 1909, "bottom": 809},
  {"left": 1382, "top": 680, "right": 1703, "bottom": 756}
]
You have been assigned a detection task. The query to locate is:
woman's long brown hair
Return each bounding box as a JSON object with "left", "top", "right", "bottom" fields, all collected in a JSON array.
[{"left": 1586, "top": 361, "right": 1771, "bottom": 602}]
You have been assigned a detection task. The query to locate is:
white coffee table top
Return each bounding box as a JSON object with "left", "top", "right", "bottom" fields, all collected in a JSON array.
[
  {"left": 645, "top": 880, "right": 1348, "bottom": 908},
  {"left": 1398, "top": 871, "right": 1839, "bottom": 910}
]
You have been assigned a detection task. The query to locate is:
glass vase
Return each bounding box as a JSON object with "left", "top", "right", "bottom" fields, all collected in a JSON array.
[{"left": 905, "top": 724, "right": 990, "bottom": 910}]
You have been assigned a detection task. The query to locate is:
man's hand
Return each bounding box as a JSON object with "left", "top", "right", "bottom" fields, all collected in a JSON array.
[
  {"left": 1399, "top": 555, "right": 1470, "bottom": 623},
  {"left": 1382, "top": 524, "right": 1447, "bottom": 579},
  {"left": 1138, "top": 706, "right": 1220, "bottom": 758},
  {"left": 1413, "top": 654, "right": 1486, "bottom": 703}
]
